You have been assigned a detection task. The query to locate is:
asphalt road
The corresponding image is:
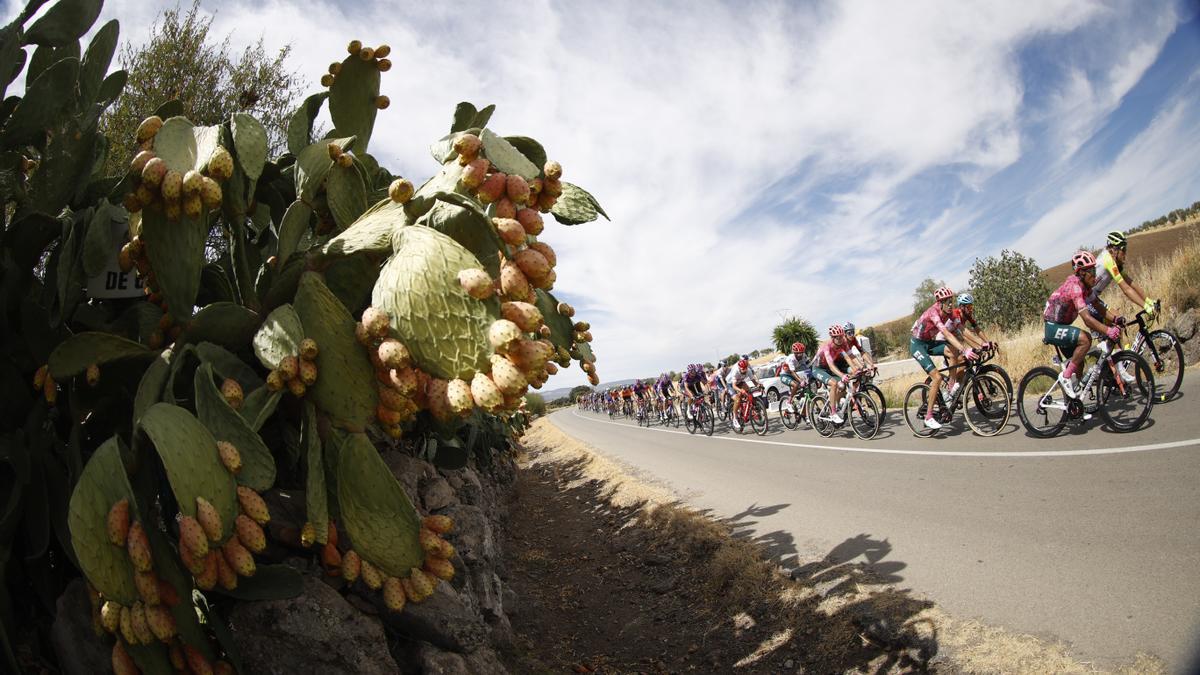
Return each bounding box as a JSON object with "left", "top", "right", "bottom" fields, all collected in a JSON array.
[{"left": 551, "top": 376, "right": 1200, "bottom": 671}]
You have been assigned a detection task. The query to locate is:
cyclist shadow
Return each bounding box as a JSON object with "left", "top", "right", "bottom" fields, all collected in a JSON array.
[{"left": 1021, "top": 415, "right": 1158, "bottom": 439}]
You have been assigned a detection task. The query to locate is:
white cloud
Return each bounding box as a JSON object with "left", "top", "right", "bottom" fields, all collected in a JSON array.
[{"left": 4, "top": 0, "right": 1189, "bottom": 388}]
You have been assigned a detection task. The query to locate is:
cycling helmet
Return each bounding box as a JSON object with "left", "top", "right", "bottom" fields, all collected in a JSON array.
[
  {"left": 957, "top": 292, "right": 973, "bottom": 305},
  {"left": 791, "top": 341, "right": 806, "bottom": 354},
  {"left": 1107, "top": 231, "right": 1127, "bottom": 249},
  {"left": 1071, "top": 250, "right": 1096, "bottom": 270},
  {"left": 842, "top": 321, "right": 856, "bottom": 335},
  {"left": 737, "top": 358, "right": 748, "bottom": 370},
  {"left": 934, "top": 286, "right": 954, "bottom": 302},
  {"left": 828, "top": 324, "right": 844, "bottom": 338}
]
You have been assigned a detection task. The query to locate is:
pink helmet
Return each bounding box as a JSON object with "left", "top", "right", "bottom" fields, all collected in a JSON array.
[
  {"left": 1072, "top": 250, "right": 1097, "bottom": 270},
  {"left": 828, "top": 325, "right": 844, "bottom": 338},
  {"left": 934, "top": 286, "right": 954, "bottom": 302}
]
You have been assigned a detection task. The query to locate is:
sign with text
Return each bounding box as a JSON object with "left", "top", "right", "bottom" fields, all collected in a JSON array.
[{"left": 87, "top": 219, "right": 144, "bottom": 299}]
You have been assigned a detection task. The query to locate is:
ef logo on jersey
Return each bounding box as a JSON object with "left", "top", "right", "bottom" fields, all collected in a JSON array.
[{"left": 1055, "top": 328, "right": 1071, "bottom": 339}]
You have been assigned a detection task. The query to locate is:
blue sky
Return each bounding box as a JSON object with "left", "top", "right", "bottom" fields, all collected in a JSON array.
[{"left": 6, "top": 0, "right": 1200, "bottom": 388}]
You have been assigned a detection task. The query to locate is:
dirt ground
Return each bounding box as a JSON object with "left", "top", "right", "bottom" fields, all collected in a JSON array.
[{"left": 498, "top": 419, "right": 1167, "bottom": 675}]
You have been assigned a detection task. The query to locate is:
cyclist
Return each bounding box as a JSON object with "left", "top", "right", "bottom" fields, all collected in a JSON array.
[
  {"left": 679, "top": 364, "right": 707, "bottom": 418},
  {"left": 811, "top": 325, "right": 858, "bottom": 424},
  {"left": 632, "top": 379, "right": 651, "bottom": 419},
  {"left": 842, "top": 322, "right": 878, "bottom": 374},
  {"left": 1044, "top": 250, "right": 1124, "bottom": 399},
  {"left": 940, "top": 293, "right": 995, "bottom": 395},
  {"left": 778, "top": 342, "right": 812, "bottom": 398},
  {"left": 654, "top": 372, "right": 675, "bottom": 420},
  {"left": 911, "top": 287, "right": 978, "bottom": 430},
  {"left": 1087, "top": 230, "right": 1158, "bottom": 319},
  {"left": 709, "top": 361, "right": 731, "bottom": 409},
  {"left": 727, "top": 358, "right": 760, "bottom": 429}
]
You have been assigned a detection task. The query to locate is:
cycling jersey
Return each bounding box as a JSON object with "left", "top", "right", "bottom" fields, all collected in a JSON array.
[
  {"left": 1043, "top": 275, "right": 1089, "bottom": 325},
  {"left": 815, "top": 341, "right": 850, "bottom": 371},
  {"left": 1086, "top": 249, "right": 1124, "bottom": 304},
  {"left": 654, "top": 376, "right": 672, "bottom": 395},
  {"left": 680, "top": 370, "right": 705, "bottom": 395},
  {"left": 710, "top": 366, "right": 730, "bottom": 389},
  {"left": 942, "top": 308, "right": 979, "bottom": 337},
  {"left": 728, "top": 367, "right": 757, "bottom": 387},
  {"left": 779, "top": 353, "right": 811, "bottom": 375},
  {"left": 911, "top": 303, "right": 951, "bottom": 341}
]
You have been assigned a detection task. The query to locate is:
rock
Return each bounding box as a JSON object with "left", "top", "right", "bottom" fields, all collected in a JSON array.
[
  {"left": 380, "top": 581, "right": 489, "bottom": 653},
  {"left": 650, "top": 575, "right": 676, "bottom": 594},
  {"left": 469, "top": 568, "right": 505, "bottom": 620},
  {"left": 456, "top": 468, "right": 484, "bottom": 506},
  {"left": 501, "top": 584, "right": 519, "bottom": 618},
  {"left": 228, "top": 575, "right": 397, "bottom": 674},
  {"left": 440, "top": 504, "right": 496, "bottom": 565},
  {"left": 381, "top": 450, "right": 435, "bottom": 503},
  {"left": 644, "top": 552, "right": 671, "bottom": 566},
  {"left": 51, "top": 580, "right": 110, "bottom": 675},
  {"left": 785, "top": 659, "right": 795, "bottom": 668},
  {"left": 417, "top": 643, "right": 508, "bottom": 674},
  {"left": 421, "top": 475, "right": 458, "bottom": 512},
  {"left": 1168, "top": 309, "right": 1199, "bottom": 365}
]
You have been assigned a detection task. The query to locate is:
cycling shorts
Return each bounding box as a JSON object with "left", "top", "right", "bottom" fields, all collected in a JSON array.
[
  {"left": 909, "top": 337, "right": 947, "bottom": 374},
  {"left": 780, "top": 372, "right": 807, "bottom": 388},
  {"left": 1043, "top": 322, "right": 1081, "bottom": 350}
]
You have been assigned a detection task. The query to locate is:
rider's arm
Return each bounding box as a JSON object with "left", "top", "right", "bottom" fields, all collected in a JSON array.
[{"left": 936, "top": 323, "right": 970, "bottom": 354}]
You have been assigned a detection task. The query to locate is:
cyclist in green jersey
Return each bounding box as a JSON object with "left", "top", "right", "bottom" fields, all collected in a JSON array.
[{"left": 1086, "top": 231, "right": 1157, "bottom": 319}]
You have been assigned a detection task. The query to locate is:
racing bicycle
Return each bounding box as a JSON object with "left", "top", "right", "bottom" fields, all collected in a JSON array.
[
  {"left": 1124, "top": 304, "right": 1184, "bottom": 403},
  {"left": 903, "top": 348, "right": 1010, "bottom": 437},
  {"left": 811, "top": 370, "right": 881, "bottom": 440},
  {"left": 731, "top": 386, "right": 769, "bottom": 436},
  {"left": 683, "top": 394, "right": 715, "bottom": 436}
]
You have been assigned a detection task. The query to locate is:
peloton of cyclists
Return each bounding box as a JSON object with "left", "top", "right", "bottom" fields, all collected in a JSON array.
[{"left": 653, "top": 371, "right": 675, "bottom": 420}]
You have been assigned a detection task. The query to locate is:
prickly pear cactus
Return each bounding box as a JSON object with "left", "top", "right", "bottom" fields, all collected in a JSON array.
[
  {"left": 336, "top": 432, "right": 423, "bottom": 576},
  {"left": 48, "top": 331, "right": 152, "bottom": 379},
  {"left": 67, "top": 437, "right": 139, "bottom": 604},
  {"left": 373, "top": 227, "right": 499, "bottom": 380},
  {"left": 194, "top": 363, "right": 276, "bottom": 491},
  {"left": 253, "top": 304, "right": 304, "bottom": 370}
]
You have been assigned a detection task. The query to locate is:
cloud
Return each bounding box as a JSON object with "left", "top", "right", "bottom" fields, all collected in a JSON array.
[{"left": 5, "top": 0, "right": 1192, "bottom": 389}]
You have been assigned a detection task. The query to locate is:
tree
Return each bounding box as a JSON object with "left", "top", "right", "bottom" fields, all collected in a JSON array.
[
  {"left": 772, "top": 316, "right": 817, "bottom": 354},
  {"left": 703, "top": 362, "right": 714, "bottom": 370},
  {"left": 968, "top": 249, "right": 1048, "bottom": 332},
  {"left": 861, "top": 326, "right": 892, "bottom": 358},
  {"left": 724, "top": 353, "right": 740, "bottom": 366},
  {"left": 749, "top": 349, "right": 761, "bottom": 358},
  {"left": 524, "top": 393, "right": 546, "bottom": 415},
  {"left": 102, "top": 1, "right": 307, "bottom": 174},
  {"left": 568, "top": 385, "right": 592, "bottom": 403},
  {"left": 911, "top": 277, "right": 947, "bottom": 316}
]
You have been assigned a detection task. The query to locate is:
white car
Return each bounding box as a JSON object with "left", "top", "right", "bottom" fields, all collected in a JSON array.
[{"left": 754, "top": 362, "right": 787, "bottom": 405}]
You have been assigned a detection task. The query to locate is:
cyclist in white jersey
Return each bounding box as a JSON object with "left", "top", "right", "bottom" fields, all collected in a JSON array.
[{"left": 1086, "top": 231, "right": 1157, "bottom": 320}]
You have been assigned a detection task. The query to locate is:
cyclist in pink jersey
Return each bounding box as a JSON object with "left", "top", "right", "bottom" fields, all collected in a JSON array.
[
  {"left": 909, "top": 286, "right": 978, "bottom": 430},
  {"left": 1043, "top": 251, "right": 1123, "bottom": 398},
  {"left": 810, "top": 325, "right": 856, "bottom": 424}
]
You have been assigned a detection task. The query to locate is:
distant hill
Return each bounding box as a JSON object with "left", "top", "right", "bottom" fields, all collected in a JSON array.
[{"left": 1039, "top": 218, "right": 1198, "bottom": 286}]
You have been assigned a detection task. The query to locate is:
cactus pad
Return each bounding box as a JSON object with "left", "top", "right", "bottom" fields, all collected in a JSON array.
[
  {"left": 253, "top": 304, "right": 304, "bottom": 370},
  {"left": 294, "top": 272, "right": 378, "bottom": 431},
  {"left": 551, "top": 181, "right": 609, "bottom": 225},
  {"left": 239, "top": 386, "right": 282, "bottom": 432},
  {"left": 296, "top": 136, "right": 355, "bottom": 202},
  {"left": 328, "top": 54, "right": 380, "bottom": 151},
  {"left": 416, "top": 199, "right": 504, "bottom": 278},
  {"left": 336, "top": 432, "right": 422, "bottom": 577},
  {"left": 276, "top": 199, "right": 315, "bottom": 263},
  {"left": 139, "top": 204, "right": 208, "bottom": 320},
  {"left": 372, "top": 227, "right": 498, "bottom": 380},
  {"left": 231, "top": 112, "right": 268, "bottom": 181},
  {"left": 327, "top": 162, "right": 368, "bottom": 230},
  {"left": 194, "top": 363, "right": 276, "bottom": 491},
  {"left": 534, "top": 290, "right": 575, "bottom": 352},
  {"left": 318, "top": 199, "right": 407, "bottom": 260},
  {"left": 133, "top": 350, "right": 172, "bottom": 424},
  {"left": 480, "top": 129, "right": 538, "bottom": 180},
  {"left": 179, "top": 302, "right": 260, "bottom": 353},
  {"left": 48, "top": 331, "right": 152, "bottom": 379},
  {"left": 67, "top": 436, "right": 139, "bottom": 604},
  {"left": 138, "top": 403, "right": 237, "bottom": 542},
  {"left": 302, "top": 403, "right": 329, "bottom": 546}
]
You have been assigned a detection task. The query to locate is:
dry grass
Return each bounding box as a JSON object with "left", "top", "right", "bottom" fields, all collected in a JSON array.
[{"left": 522, "top": 417, "right": 1169, "bottom": 673}]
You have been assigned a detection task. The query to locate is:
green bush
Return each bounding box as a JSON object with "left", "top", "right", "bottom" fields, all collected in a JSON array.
[
  {"left": 772, "top": 316, "right": 817, "bottom": 354},
  {"left": 524, "top": 393, "right": 547, "bottom": 415},
  {"left": 968, "top": 250, "right": 1048, "bottom": 331}
]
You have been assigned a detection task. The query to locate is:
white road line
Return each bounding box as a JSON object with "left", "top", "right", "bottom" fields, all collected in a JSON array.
[{"left": 562, "top": 409, "right": 1200, "bottom": 458}]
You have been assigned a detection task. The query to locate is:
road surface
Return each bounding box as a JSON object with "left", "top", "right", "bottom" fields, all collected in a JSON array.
[{"left": 551, "top": 376, "right": 1200, "bottom": 671}]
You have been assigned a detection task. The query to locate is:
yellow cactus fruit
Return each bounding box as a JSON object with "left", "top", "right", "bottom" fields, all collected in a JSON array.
[
  {"left": 492, "top": 217, "right": 526, "bottom": 246},
  {"left": 133, "top": 569, "right": 160, "bottom": 606},
  {"left": 336, "top": 153, "right": 354, "bottom": 168},
  {"left": 359, "top": 46, "right": 375, "bottom": 61},
  {"left": 388, "top": 178, "right": 414, "bottom": 204},
  {"left": 126, "top": 521, "right": 153, "bottom": 572},
  {"left": 235, "top": 514, "right": 266, "bottom": 553},
  {"left": 377, "top": 404, "right": 402, "bottom": 426},
  {"left": 100, "top": 600, "right": 122, "bottom": 634},
  {"left": 409, "top": 568, "right": 435, "bottom": 601},
  {"left": 320, "top": 74, "right": 335, "bottom": 88},
  {"left": 360, "top": 558, "right": 384, "bottom": 590},
  {"left": 216, "top": 552, "right": 238, "bottom": 590},
  {"left": 470, "top": 372, "right": 503, "bottom": 411},
  {"left": 236, "top": 486, "right": 271, "bottom": 524},
  {"left": 222, "top": 537, "right": 256, "bottom": 577},
  {"left": 328, "top": 62, "right": 342, "bottom": 75},
  {"left": 424, "top": 556, "right": 455, "bottom": 581},
  {"left": 377, "top": 338, "right": 411, "bottom": 369},
  {"left": 347, "top": 39, "right": 362, "bottom": 54},
  {"left": 362, "top": 306, "right": 391, "bottom": 338},
  {"left": 199, "top": 176, "right": 222, "bottom": 209},
  {"left": 377, "top": 58, "right": 392, "bottom": 72},
  {"left": 217, "top": 441, "right": 242, "bottom": 475},
  {"left": 195, "top": 497, "right": 223, "bottom": 542},
  {"left": 287, "top": 377, "right": 307, "bottom": 398},
  {"left": 544, "top": 160, "right": 563, "bottom": 180},
  {"left": 145, "top": 603, "right": 177, "bottom": 642},
  {"left": 178, "top": 514, "right": 208, "bottom": 558},
  {"left": 447, "top": 378, "right": 474, "bottom": 416},
  {"left": 383, "top": 576, "right": 406, "bottom": 612},
  {"left": 299, "top": 338, "right": 319, "bottom": 360},
  {"left": 374, "top": 44, "right": 392, "bottom": 58},
  {"left": 423, "top": 514, "right": 454, "bottom": 535},
  {"left": 375, "top": 95, "right": 390, "bottom": 110},
  {"left": 207, "top": 146, "right": 234, "bottom": 181},
  {"left": 342, "top": 549, "right": 361, "bottom": 582},
  {"left": 220, "top": 379, "right": 243, "bottom": 410},
  {"left": 300, "top": 521, "right": 317, "bottom": 548},
  {"left": 266, "top": 370, "right": 285, "bottom": 392},
  {"left": 130, "top": 149, "right": 155, "bottom": 175},
  {"left": 135, "top": 116, "right": 163, "bottom": 144},
  {"left": 130, "top": 602, "right": 154, "bottom": 644},
  {"left": 299, "top": 358, "right": 318, "bottom": 385},
  {"left": 488, "top": 319, "right": 522, "bottom": 353},
  {"left": 112, "top": 640, "right": 137, "bottom": 675}
]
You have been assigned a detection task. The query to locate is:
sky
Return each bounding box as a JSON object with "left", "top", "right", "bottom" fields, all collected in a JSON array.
[{"left": 6, "top": 0, "right": 1200, "bottom": 389}]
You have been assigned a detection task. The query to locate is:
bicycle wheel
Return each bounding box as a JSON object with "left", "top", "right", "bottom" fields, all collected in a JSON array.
[
  {"left": 1016, "top": 366, "right": 1069, "bottom": 438},
  {"left": 964, "top": 372, "right": 1010, "bottom": 437},
  {"left": 810, "top": 395, "right": 834, "bottom": 437},
  {"left": 902, "top": 383, "right": 935, "bottom": 437},
  {"left": 684, "top": 402, "right": 697, "bottom": 434},
  {"left": 699, "top": 403, "right": 715, "bottom": 436},
  {"left": 1137, "top": 330, "right": 1183, "bottom": 403},
  {"left": 863, "top": 383, "right": 887, "bottom": 421},
  {"left": 778, "top": 395, "right": 798, "bottom": 430},
  {"left": 849, "top": 392, "right": 880, "bottom": 440},
  {"left": 751, "top": 398, "right": 769, "bottom": 436},
  {"left": 978, "top": 364, "right": 1014, "bottom": 401},
  {"left": 1098, "top": 352, "right": 1154, "bottom": 432}
]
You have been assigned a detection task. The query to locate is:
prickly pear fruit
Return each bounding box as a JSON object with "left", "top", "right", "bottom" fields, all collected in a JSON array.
[
  {"left": 183, "top": 193, "right": 203, "bottom": 218},
  {"left": 287, "top": 377, "right": 306, "bottom": 397},
  {"left": 426, "top": 378, "right": 455, "bottom": 421},
  {"left": 516, "top": 208, "right": 544, "bottom": 235},
  {"left": 383, "top": 576, "right": 406, "bottom": 611},
  {"left": 300, "top": 522, "right": 317, "bottom": 548},
  {"left": 130, "top": 602, "right": 153, "bottom": 644},
  {"left": 355, "top": 322, "right": 374, "bottom": 347},
  {"left": 195, "top": 497, "right": 223, "bottom": 542},
  {"left": 500, "top": 261, "right": 531, "bottom": 299},
  {"left": 130, "top": 150, "right": 155, "bottom": 175},
  {"left": 506, "top": 174, "right": 530, "bottom": 205},
  {"left": 158, "top": 579, "right": 180, "bottom": 607},
  {"left": 112, "top": 640, "right": 137, "bottom": 675},
  {"left": 208, "top": 146, "right": 234, "bottom": 181},
  {"left": 215, "top": 440, "right": 242, "bottom": 475},
  {"left": 359, "top": 46, "right": 375, "bottom": 60},
  {"left": 216, "top": 552, "right": 237, "bottom": 590},
  {"left": 409, "top": 567, "right": 435, "bottom": 600},
  {"left": 362, "top": 307, "right": 391, "bottom": 338},
  {"left": 299, "top": 338, "right": 319, "bottom": 360},
  {"left": 178, "top": 514, "right": 209, "bottom": 558},
  {"left": 184, "top": 644, "right": 214, "bottom": 675},
  {"left": 378, "top": 384, "right": 407, "bottom": 411},
  {"left": 220, "top": 379, "right": 243, "bottom": 410},
  {"left": 107, "top": 499, "right": 131, "bottom": 546},
  {"left": 235, "top": 514, "right": 266, "bottom": 553},
  {"left": 544, "top": 160, "right": 562, "bottom": 180},
  {"left": 493, "top": 197, "right": 517, "bottom": 220},
  {"left": 136, "top": 116, "right": 163, "bottom": 143},
  {"left": 377, "top": 404, "right": 402, "bottom": 426},
  {"left": 423, "top": 514, "right": 454, "bottom": 534},
  {"left": 377, "top": 58, "right": 392, "bottom": 71},
  {"left": 513, "top": 249, "right": 551, "bottom": 286},
  {"left": 278, "top": 355, "right": 299, "bottom": 381},
  {"left": 488, "top": 319, "right": 522, "bottom": 353},
  {"left": 588, "top": 372, "right": 600, "bottom": 386},
  {"left": 321, "top": 73, "right": 334, "bottom": 86},
  {"left": 182, "top": 170, "right": 203, "bottom": 196},
  {"left": 477, "top": 172, "right": 507, "bottom": 203},
  {"left": 145, "top": 603, "right": 176, "bottom": 642},
  {"left": 342, "top": 550, "right": 361, "bottom": 582},
  {"left": 347, "top": 39, "right": 362, "bottom": 54},
  {"left": 161, "top": 170, "right": 182, "bottom": 201},
  {"left": 447, "top": 378, "right": 473, "bottom": 415},
  {"left": 133, "top": 570, "right": 160, "bottom": 606},
  {"left": 377, "top": 343, "right": 410, "bottom": 373},
  {"left": 537, "top": 192, "right": 557, "bottom": 213},
  {"left": 458, "top": 268, "right": 494, "bottom": 299},
  {"left": 266, "top": 370, "right": 284, "bottom": 392},
  {"left": 453, "top": 133, "right": 481, "bottom": 159},
  {"left": 388, "top": 178, "right": 414, "bottom": 204},
  {"left": 298, "top": 358, "right": 318, "bottom": 385},
  {"left": 470, "top": 372, "right": 504, "bottom": 411},
  {"left": 492, "top": 217, "right": 526, "bottom": 246},
  {"left": 118, "top": 604, "right": 137, "bottom": 644},
  {"left": 501, "top": 302, "right": 543, "bottom": 332},
  {"left": 321, "top": 541, "right": 342, "bottom": 574},
  {"left": 437, "top": 537, "right": 456, "bottom": 559},
  {"left": 223, "top": 538, "right": 256, "bottom": 577},
  {"left": 179, "top": 540, "right": 205, "bottom": 576},
  {"left": 489, "top": 355, "right": 528, "bottom": 395},
  {"left": 141, "top": 157, "right": 167, "bottom": 188},
  {"left": 418, "top": 527, "right": 442, "bottom": 555},
  {"left": 236, "top": 486, "right": 271, "bottom": 524},
  {"left": 545, "top": 361, "right": 559, "bottom": 375},
  {"left": 32, "top": 364, "right": 47, "bottom": 390},
  {"left": 543, "top": 176, "right": 563, "bottom": 197},
  {"left": 100, "top": 601, "right": 122, "bottom": 634},
  {"left": 424, "top": 557, "right": 455, "bottom": 581},
  {"left": 557, "top": 302, "right": 574, "bottom": 317},
  {"left": 199, "top": 176, "right": 222, "bottom": 209},
  {"left": 374, "top": 43, "right": 392, "bottom": 58},
  {"left": 360, "top": 558, "right": 384, "bottom": 590},
  {"left": 461, "top": 158, "right": 490, "bottom": 189},
  {"left": 336, "top": 153, "right": 354, "bottom": 168},
  {"left": 126, "top": 521, "right": 153, "bottom": 572}
]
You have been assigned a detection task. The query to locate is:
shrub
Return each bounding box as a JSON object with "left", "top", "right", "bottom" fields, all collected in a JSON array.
[
  {"left": 525, "top": 393, "right": 547, "bottom": 415},
  {"left": 772, "top": 316, "right": 818, "bottom": 354},
  {"left": 968, "top": 250, "right": 1049, "bottom": 332}
]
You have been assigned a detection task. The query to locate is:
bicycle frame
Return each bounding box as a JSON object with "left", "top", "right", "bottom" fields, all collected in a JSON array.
[
  {"left": 814, "top": 372, "right": 867, "bottom": 422},
  {"left": 1039, "top": 338, "right": 1128, "bottom": 415}
]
